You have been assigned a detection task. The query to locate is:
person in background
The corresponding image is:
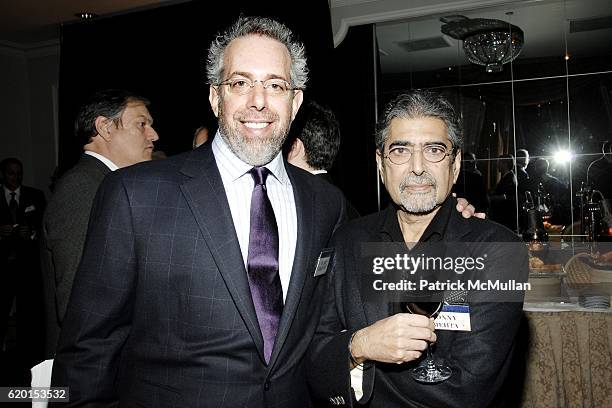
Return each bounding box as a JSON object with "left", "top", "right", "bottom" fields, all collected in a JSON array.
[
  {"left": 0, "top": 157, "right": 46, "bottom": 383},
  {"left": 490, "top": 154, "right": 518, "bottom": 231},
  {"left": 515, "top": 149, "right": 530, "bottom": 189},
  {"left": 193, "top": 124, "right": 212, "bottom": 149},
  {"left": 41, "top": 89, "right": 158, "bottom": 357},
  {"left": 453, "top": 151, "right": 489, "bottom": 214},
  {"left": 531, "top": 157, "right": 570, "bottom": 224},
  {"left": 286, "top": 99, "right": 359, "bottom": 218}
]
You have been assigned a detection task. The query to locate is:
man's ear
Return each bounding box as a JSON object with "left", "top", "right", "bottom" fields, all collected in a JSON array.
[
  {"left": 94, "top": 116, "right": 112, "bottom": 142},
  {"left": 291, "top": 90, "right": 304, "bottom": 120},
  {"left": 452, "top": 149, "right": 462, "bottom": 184},
  {"left": 287, "top": 138, "right": 304, "bottom": 161},
  {"left": 209, "top": 85, "right": 220, "bottom": 117}
]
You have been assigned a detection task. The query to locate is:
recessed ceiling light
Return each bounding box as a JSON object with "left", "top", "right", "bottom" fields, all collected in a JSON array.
[{"left": 75, "top": 12, "right": 98, "bottom": 20}]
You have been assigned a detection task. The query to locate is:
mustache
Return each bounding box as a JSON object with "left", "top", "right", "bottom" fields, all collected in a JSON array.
[
  {"left": 400, "top": 173, "right": 437, "bottom": 190},
  {"left": 234, "top": 111, "right": 278, "bottom": 122}
]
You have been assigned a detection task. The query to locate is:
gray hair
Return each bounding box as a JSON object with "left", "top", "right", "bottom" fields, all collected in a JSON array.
[
  {"left": 376, "top": 90, "right": 463, "bottom": 152},
  {"left": 206, "top": 16, "right": 308, "bottom": 89}
]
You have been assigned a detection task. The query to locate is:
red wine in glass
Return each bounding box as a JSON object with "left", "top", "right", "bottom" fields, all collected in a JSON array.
[
  {"left": 403, "top": 302, "right": 442, "bottom": 318},
  {"left": 403, "top": 299, "right": 451, "bottom": 383}
]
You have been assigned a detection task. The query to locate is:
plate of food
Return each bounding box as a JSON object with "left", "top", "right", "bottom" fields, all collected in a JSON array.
[{"left": 529, "top": 255, "right": 564, "bottom": 275}]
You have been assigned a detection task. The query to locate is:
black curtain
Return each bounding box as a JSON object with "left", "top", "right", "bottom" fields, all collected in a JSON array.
[{"left": 58, "top": 0, "right": 335, "bottom": 173}]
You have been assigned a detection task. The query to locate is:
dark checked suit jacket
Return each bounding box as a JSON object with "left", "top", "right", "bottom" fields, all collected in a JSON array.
[
  {"left": 307, "top": 197, "right": 528, "bottom": 408},
  {"left": 41, "top": 154, "right": 111, "bottom": 357},
  {"left": 51, "top": 142, "right": 347, "bottom": 408}
]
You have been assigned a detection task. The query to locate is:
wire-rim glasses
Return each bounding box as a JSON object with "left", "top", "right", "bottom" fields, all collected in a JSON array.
[
  {"left": 384, "top": 144, "right": 456, "bottom": 165},
  {"left": 217, "top": 77, "right": 299, "bottom": 97}
]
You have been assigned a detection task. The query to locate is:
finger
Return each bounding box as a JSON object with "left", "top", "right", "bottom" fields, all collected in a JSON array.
[
  {"left": 398, "top": 313, "right": 431, "bottom": 327},
  {"left": 403, "top": 339, "right": 429, "bottom": 352},
  {"left": 461, "top": 204, "right": 476, "bottom": 218},
  {"left": 401, "top": 350, "right": 422, "bottom": 363},
  {"left": 475, "top": 212, "right": 486, "bottom": 219},
  {"left": 403, "top": 326, "right": 435, "bottom": 341}
]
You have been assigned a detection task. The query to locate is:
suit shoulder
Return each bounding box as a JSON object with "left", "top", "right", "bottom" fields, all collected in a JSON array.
[
  {"left": 52, "top": 163, "right": 104, "bottom": 198},
  {"left": 110, "top": 151, "right": 190, "bottom": 184},
  {"left": 288, "top": 165, "right": 345, "bottom": 201},
  {"left": 333, "top": 210, "right": 386, "bottom": 242}
]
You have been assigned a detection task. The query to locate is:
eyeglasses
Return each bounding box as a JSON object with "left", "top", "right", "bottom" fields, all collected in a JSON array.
[
  {"left": 217, "top": 77, "right": 298, "bottom": 96},
  {"left": 383, "top": 144, "right": 456, "bottom": 165}
]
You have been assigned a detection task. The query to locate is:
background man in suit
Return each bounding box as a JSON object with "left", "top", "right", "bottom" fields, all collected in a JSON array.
[
  {"left": 307, "top": 90, "right": 526, "bottom": 407},
  {"left": 453, "top": 151, "right": 489, "bottom": 214},
  {"left": 286, "top": 100, "right": 341, "bottom": 183},
  {"left": 0, "top": 157, "right": 46, "bottom": 382},
  {"left": 490, "top": 153, "right": 518, "bottom": 231},
  {"left": 51, "top": 16, "right": 347, "bottom": 407},
  {"left": 286, "top": 100, "right": 359, "bottom": 219},
  {"left": 41, "top": 89, "right": 159, "bottom": 357}
]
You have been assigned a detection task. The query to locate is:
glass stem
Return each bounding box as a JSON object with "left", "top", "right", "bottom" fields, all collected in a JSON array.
[{"left": 425, "top": 342, "right": 435, "bottom": 366}]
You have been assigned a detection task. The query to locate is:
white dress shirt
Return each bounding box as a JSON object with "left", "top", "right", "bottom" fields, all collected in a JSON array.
[
  {"left": 212, "top": 133, "right": 297, "bottom": 301},
  {"left": 84, "top": 150, "right": 119, "bottom": 171}
]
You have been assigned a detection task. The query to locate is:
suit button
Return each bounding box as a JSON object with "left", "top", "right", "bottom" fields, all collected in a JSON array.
[{"left": 264, "top": 381, "right": 271, "bottom": 391}]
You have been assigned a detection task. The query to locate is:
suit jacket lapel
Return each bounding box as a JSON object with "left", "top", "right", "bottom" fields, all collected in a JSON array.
[
  {"left": 179, "top": 145, "right": 265, "bottom": 361},
  {"left": 268, "top": 166, "right": 315, "bottom": 368}
]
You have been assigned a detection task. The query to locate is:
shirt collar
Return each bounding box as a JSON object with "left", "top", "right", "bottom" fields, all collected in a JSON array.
[
  {"left": 4, "top": 185, "right": 20, "bottom": 202},
  {"left": 84, "top": 151, "right": 119, "bottom": 171},
  {"left": 380, "top": 196, "right": 454, "bottom": 242},
  {"left": 211, "top": 130, "right": 289, "bottom": 185}
]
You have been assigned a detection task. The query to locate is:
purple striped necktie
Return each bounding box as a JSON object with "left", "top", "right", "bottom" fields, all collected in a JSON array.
[{"left": 247, "top": 166, "right": 283, "bottom": 364}]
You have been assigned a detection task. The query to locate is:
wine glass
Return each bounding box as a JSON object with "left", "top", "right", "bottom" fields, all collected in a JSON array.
[{"left": 402, "top": 300, "right": 452, "bottom": 383}]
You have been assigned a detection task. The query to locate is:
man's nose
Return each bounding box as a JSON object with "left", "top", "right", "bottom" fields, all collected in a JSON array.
[
  {"left": 148, "top": 127, "right": 159, "bottom": 142},
  {"left": 246, "top": 82, "right": 267, "bottom": 111},
  {"left": 409, "top": 149, "right": 425, "bottom": 175}
]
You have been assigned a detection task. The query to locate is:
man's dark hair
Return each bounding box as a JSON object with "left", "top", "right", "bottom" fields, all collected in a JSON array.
[
  {"left": 533, "top": 157, "right": 550, "bottom": 176},
  {"left": 0, "top": 157, "right": 23, "bottom": 175},
  {"left": 287, "top": 100, "right": 340, "bottom": 171},
  {"left": 75, "top": 89, "right": 150, "bottom": 147}
]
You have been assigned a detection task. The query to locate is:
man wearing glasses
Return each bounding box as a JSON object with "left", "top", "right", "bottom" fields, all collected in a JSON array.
[
  {"left": 51, "top": 17, "right": 479, "bottom": 408},
  {"left": 51, "top": 16, "right": 349, "bottom": 407},
  {"left": 307, "top": 90, "right": 526, "bottom": 407}
]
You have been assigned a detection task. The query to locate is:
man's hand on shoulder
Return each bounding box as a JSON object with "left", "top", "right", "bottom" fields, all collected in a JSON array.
[{"left": 453, "top": 194, "right": 486, "bottom": 219}]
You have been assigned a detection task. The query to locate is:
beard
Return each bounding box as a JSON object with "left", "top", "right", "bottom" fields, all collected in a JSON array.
[
  {"left": 398, "top": 173, "right": 439, "bottom": 214},
  {"left": 217, "top": 95, "right": 292, "bottom": 166}
]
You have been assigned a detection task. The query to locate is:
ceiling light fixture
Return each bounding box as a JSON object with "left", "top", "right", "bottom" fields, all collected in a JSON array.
[
  {"left": 440, "top": 15, "right": 524, "bottom": 73},
  {"left": 75, "top": 12, "right": 98, "bottom": 20}
]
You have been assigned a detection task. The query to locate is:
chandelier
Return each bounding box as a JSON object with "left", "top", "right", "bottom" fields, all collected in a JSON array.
[{"left": 440, "top": 15, "right": 524, "bottom": 73}]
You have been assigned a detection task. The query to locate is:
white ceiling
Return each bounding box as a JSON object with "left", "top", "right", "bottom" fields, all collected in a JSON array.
[{"left": 376, "top": 0, "right": 612, "bottom": 74}]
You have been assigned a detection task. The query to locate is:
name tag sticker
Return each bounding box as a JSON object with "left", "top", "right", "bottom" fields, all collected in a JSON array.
[
  {"left": 314, "top": 248, "right": 334, "bottom": 277},
  {"left": 435, "top": 304, "right": 471, "bottom": 331}
]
